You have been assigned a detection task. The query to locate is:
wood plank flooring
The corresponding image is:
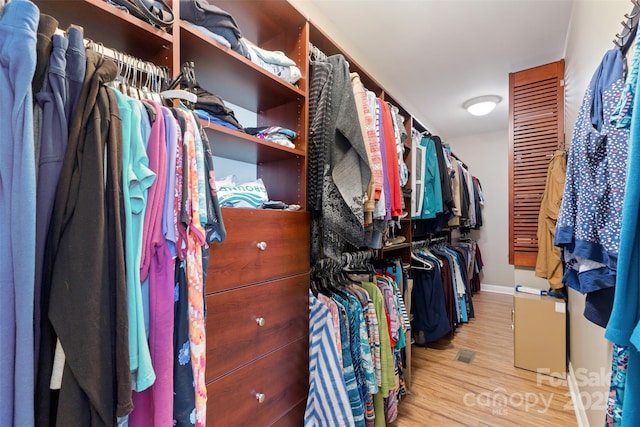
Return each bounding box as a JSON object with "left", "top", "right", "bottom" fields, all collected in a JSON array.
[{"left": 391, "top": 291, "right": 577, "bottom": 427}]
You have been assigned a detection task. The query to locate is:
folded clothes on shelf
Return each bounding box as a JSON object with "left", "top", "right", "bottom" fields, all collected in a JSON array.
[
  {"left": 241, "top": 38, "right": 302, "bottom": 85},
  {"left": 190, "top": 85, "right": 244, "bottom": 131},
  {"left": 216, "top": 176, "right": 269, "bottom": 208},
  {"left": 241, "top": 38, "right": 296, "bottom": 67},
  {"left": 194, "top": 109, "right": 238, "bottom": 130},
  {"left": 184, "top": 22, "right": 231, "bottom": 48},
  {"left": 245, "top": 126, "right": 297, "bottom": 149},
  {"left": 180, "top": 0, "right": 250, "bottom": 58}
]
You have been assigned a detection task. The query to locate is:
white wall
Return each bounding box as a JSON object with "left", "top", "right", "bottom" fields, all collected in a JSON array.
[
  {"left": 447, "top": 130, "right": 515, "bottom": 287},
  {"left": 563, "top": 1, "right": 630, "bottom": 426}
]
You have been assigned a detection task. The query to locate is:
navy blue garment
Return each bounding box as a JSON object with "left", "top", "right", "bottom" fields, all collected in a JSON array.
[
  {"left": 173, "top": 260, "right": 195, "bottom": 426},
  {"left": 64, "top": 25, "right": 86, "bottom": 127},
  {"left": 411, "top": 265, "right": 451, "bottom": 345},
  {"left": 555, "top": 49, "right": 628, "bottom": 327},
  {"left": 34, "top": 33, "right": 69, "bottom": 372},
  {"left": 179, "top": 0, "right": 250, "bottom": 59}
]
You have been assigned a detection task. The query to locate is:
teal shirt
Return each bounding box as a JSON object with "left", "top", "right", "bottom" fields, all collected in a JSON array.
[
  {"left": 136, "top": 101, "right": 154, "bottom": 339},
  {"left": 420, "top": 137, "right": 443, "bottom": 219},
  {"left": 114, "top": 89, "right": 156, "bottom": 392}
]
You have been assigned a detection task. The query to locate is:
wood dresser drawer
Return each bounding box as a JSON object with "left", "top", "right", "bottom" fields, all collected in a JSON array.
[
  {"left": 207, "top": 208, "right": 310, "bottom": 293},
  {"left": 206, "top": 274, "right": 309, "bottom": 381},
  {"left": 269, "top": 400, "right": 306, "bottom": 427},
  {"left": 206, "top": 337, "right": 308, "bottom": 427}
]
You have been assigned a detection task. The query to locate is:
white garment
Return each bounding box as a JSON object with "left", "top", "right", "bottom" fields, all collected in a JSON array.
[
  {"left": 243, "top": 39, "right": 301, "bottom": 84},
  {"left": 241, "top": 38, "right": 296, "bottom": 66}
]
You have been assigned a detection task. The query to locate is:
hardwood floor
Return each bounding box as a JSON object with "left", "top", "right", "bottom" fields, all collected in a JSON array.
[{"left": 391, "top": 291, "right": 577, "bottom": 427}]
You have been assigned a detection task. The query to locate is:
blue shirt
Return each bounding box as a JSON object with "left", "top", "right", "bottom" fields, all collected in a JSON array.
[
  {"left": 605, "top": 34, "right": 640, "bottom": 427},
  {"left": 113, "top": 90, "right": 156, "bottom": 392},
  {"left": 555, "top": 49, "right": 628, "bottom": 294},
  {"left": 305, "top": 292, "right": 355, "bottom": 427}
]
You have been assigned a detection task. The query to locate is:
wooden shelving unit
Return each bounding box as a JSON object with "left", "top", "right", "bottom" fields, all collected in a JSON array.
[{"left": 32, "top": 0, "right": 436, "bottom": 420}]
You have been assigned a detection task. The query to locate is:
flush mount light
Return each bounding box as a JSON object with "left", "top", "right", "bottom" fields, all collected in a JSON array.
[{"left": 463, "top": 95, "right": 502, "bottom": 116}]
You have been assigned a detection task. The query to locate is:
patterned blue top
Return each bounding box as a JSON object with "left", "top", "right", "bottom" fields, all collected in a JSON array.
[
  {"left": 305, "top": 292, "right": 355, "bottom": 427},
  {"left": 555, "top": 49, "right": 629, "bottom": 293}
]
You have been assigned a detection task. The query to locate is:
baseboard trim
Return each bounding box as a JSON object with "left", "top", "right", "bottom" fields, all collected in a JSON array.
[
  {"left": 568, "top": 362, "right": 589, "bottom": 427},
  {"left": 480, "top": 284, "right": 514, "bottom": 295}
]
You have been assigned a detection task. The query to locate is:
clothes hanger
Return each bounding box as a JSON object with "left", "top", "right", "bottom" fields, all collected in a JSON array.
[
  {"left": 615, "top": 2, "right": 640, "bottom": 54},
  {"left": 149, "top": 63, "right": 164, "bottom": 103},
  {"left": 162, "top": 61, "right": 198, "bottom": 107}
]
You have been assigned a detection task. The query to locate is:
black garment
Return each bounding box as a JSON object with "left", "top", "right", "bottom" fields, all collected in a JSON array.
[
  {"left": 32, "top": 14, "right": 58, "bottom": 94},
  {"left": 433, "top": 136, "right": 454, "bottom": 213},
  {"left": 411, "top": 265, "right": 451, "bottom": 345},
  {"left": 436, "top": 255, "right": 457, "bottom": 332},
  {"left": 192, "top": 85, "right": 244, "bottom": 131},
  {"left": 194, "top": 112, "right": 227, "bottom": 243},
  {"left": 459, "top": 165, "right": 471, "bottom": 227},
  {"left": 179, "top": 0, "right": 250, "bottom": 58},
  {"left": 473, "top": 177, "right": 483, "bottom": 229},
  {"left": 312, "top": 54, "right": 371, "bottom": 261},
  {"left": 308, "top": 60, "right": 333, "bottom": 213},
  {"left": 37, "top": 50, "right": 131, "bottom": 426}
]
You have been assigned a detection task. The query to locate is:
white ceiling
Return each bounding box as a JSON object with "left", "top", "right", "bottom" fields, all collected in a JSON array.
[{"left": 289, "top": 0, "right": 575, "bottom": 139}]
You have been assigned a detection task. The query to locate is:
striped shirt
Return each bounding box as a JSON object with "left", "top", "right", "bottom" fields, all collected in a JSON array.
[{"left": 305, "top": 292, "right": 355, "bottom": 427}]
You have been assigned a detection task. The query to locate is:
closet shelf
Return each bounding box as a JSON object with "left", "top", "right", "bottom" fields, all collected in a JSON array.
[
  {"left": 37, "top": 0, "right": 172, "bottom": 58},
  {"left": 181, "top": 22, "right": 306, "bottom": 113},
  {"left": 201, "top": 120, "right": 305, "bottom": 164},
  {"left": 213, "top": 0, "right": 307, "bottom": 46},
  {"left": 381, "top": 243, "right": 411, "bottom": 253}
]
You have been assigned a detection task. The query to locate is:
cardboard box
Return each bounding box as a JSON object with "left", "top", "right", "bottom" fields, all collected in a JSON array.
[{"left": 513, "top": 292, "right": 567, "bottom": 379}]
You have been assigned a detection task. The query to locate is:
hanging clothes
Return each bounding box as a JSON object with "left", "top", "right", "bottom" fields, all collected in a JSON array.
[
  {"left": 305, "top": 292, "right": 355, "bottom": 427},
  {"left": 308, "top": 54, "right": 372, "bottom": 261},
  {"left": 113, "top": 90, "right": 156, "bottom": 399},
  {"left": 351, "top": 72, "right": 383, "bottom": 224},
  {"left": 417, "top": 136, "right": 443, "bottom": 219},
  {"left": 555, "top": 48, "right": 628, "bottom": 327},
  {"left": 129, "top": 100, "right": 174, "bottom": 427},
  {"left": 605, "top": 29, "right": 640, "bottom": 427},
  {"left": 0, "top": 1, "right": 38, "bottom": 424},
  {"left": 535, "top": 149, "right": 567, "bottom": 290},
  {"left": 411, "top": 263, "right": 451, "bottom": 345},
  {"left": 37, "top": 49, "right": 132, "bottom": 426},
  {"left": 360, "top": 281, "right": 395, "bottom": 427},
  {"left": 377, "top": 101, "right": 402, "bottom": 218}
]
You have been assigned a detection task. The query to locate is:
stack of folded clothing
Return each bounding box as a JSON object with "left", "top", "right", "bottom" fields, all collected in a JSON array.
[
  {"left": 180, "top": 0, "right": 301, "bottom": 85},
  {"left": 191, "top": 84, "right": 244, "bottom": 131},
  {"left": 180, "top": 0, "right": 250, "bottom": 58},
  {"left": 245, "top": 126, "right": 297, "bottom": 149},
  {"left": 241, "top": 39, "right": 301, "bottom": 85}
]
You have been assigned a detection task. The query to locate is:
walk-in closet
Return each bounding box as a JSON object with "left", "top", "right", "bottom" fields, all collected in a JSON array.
[{"left": 1, "top": 0, "right": 639, "bottom": 426}]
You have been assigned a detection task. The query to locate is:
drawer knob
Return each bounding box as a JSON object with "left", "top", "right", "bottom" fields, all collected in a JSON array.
[
  {"left": 256, "top": 393, "right": 266, "bottom": 403},
  {"left": 256, "top": 241, "right": 267, "bottom": 251},
  {"left": 256, "top": 317, "right": 266, "bottom": 327}
]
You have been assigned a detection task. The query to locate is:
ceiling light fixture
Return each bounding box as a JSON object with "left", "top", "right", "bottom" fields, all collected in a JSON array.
[{"left": 463, "top": 95, "right": 502, "bottom": 116}]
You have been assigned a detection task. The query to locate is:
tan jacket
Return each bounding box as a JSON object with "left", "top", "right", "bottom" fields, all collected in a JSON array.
[{"left": 535, "top": 150, "right": 567, "bottom": 289}]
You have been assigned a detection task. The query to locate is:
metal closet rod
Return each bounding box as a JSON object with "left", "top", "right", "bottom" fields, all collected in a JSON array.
[{"left": 53, "top": 27, "right": 170, "bottom": 84}]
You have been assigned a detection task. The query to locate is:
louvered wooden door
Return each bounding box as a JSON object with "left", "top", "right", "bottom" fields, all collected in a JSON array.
[{"left": 508, "top": 60, "right": 565, "bottom": 267}]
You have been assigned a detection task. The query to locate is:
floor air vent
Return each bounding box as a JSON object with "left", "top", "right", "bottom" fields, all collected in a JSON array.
[{"left": 454, "top": 349, "right": 476, "bottom": 364}]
